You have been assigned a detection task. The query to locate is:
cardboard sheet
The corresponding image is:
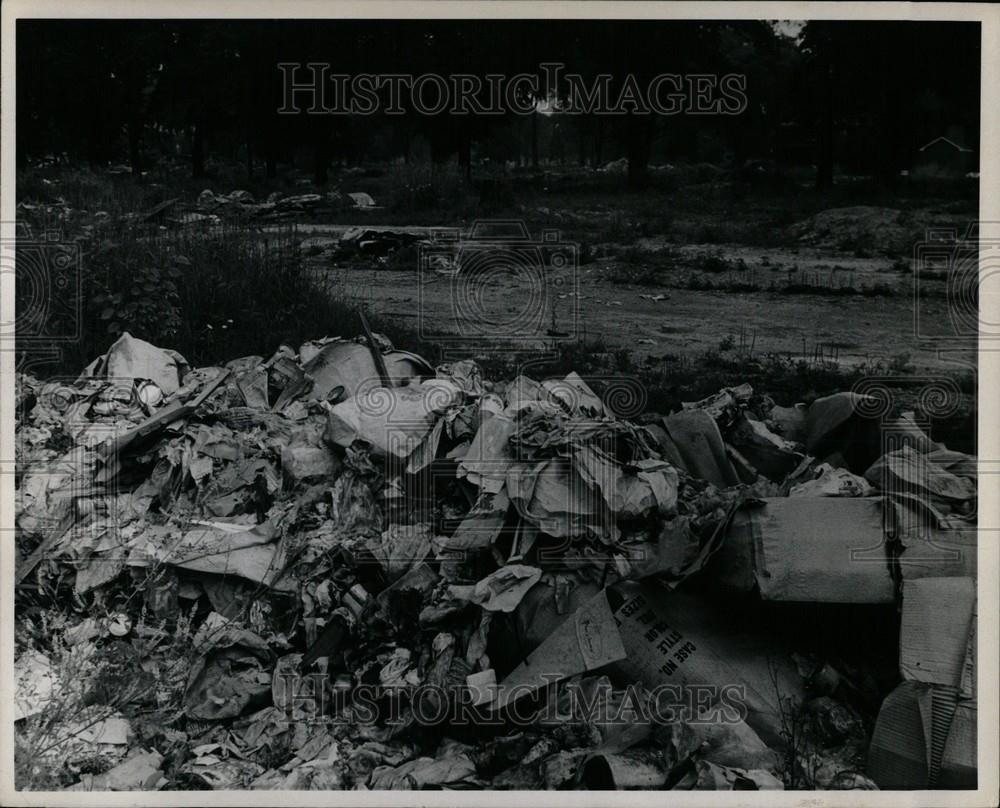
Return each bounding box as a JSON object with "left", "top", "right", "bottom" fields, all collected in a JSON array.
[
  {"left": 714, "top": 498, "right": 894, "bottom": 603},
  {"left": 899, "top": 577, "right": 975, "bottom": 687},
  {"left": 496, "top": 588, "right": 626, "bottom": 708},
  {"left": 609, "top": 582, "right": 804, "bottom": 748}
]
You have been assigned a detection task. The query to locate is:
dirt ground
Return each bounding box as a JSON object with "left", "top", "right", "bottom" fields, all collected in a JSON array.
[{"left": 286, "top": 224, "right": 975, "bottom": 375}]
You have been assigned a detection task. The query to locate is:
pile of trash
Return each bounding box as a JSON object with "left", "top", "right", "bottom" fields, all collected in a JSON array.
[
  {"left": 140, "top": 189, "right": 380, "bottom": 228},
  {"left": 786, "top": 206, "right": 965, "bottom": 257},
  {"left": 14, "top": 331, "right": 977, "bottom": 791}
]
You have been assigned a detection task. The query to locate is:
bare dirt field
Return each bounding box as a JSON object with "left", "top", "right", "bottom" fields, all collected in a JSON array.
[{"left": 292, "top": 221, "right": 975, "bottom": 376}]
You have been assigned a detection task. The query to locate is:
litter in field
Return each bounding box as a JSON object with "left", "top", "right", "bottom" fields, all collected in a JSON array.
[{"left": 13, "top": 328, "right": 977, "bottom": 791}]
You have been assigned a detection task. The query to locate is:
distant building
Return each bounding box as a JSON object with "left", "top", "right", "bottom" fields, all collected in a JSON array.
[{"left": 913, "top": 136, "right": 974, "bottom": 178}]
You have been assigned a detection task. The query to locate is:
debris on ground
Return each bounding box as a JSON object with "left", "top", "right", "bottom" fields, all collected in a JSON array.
[
  {"left": 13, "top": 332, "right": 977, "bottom": 791},
  {"left": 149, "top": 188, "right": 382, "bottom": 227}
]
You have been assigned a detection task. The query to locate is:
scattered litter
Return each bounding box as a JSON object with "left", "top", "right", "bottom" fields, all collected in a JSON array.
[{"left": 12, "top": 329, "right": 977, "bottom": 791}]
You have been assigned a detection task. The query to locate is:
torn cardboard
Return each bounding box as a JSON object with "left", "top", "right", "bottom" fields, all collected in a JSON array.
[
  {"left": 609, "top": 582, "right": 805, "bottom": 748},
  {"left": 495, "top": 588, "right": 626, "bottom": 708},
  {"left": 900, "top": 577, "right": 975, "bottom": 687},
  {"left": 869, "top": 680, "right": 976, "bottom": 789}
]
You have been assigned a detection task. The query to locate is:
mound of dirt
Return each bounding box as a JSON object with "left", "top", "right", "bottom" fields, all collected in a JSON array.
[{"left": 788, "top": 206, "right": 916, "bottom": 255}]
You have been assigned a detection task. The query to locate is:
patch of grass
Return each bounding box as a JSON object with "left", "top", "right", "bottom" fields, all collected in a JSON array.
[
  {"left": 606, "top": 264, "right": 662, "bottom": 286},
  {"left": 604, "top": 246, "right": 682, "bottom": 285},
  {"left": 684, "top": 275, "right": 760, "bottom": 293},
  {"left": 21, "top": 217, "right": 429, "bottom": 378},
  {"left": 695, "top": 253, "right": 734, "bottom": 273},
  {"left": 594, "top": 212, "right": 639, "bottom": 245}
]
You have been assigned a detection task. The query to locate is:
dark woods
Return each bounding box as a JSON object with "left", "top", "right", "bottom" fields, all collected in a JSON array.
[{"left": 17, "top": 20, "right": 981, "bottom": 190}]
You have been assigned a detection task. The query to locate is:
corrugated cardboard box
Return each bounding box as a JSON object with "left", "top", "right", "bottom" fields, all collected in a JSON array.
[{"left": 712, "top": 498, "right": 895, "bottom": 603}]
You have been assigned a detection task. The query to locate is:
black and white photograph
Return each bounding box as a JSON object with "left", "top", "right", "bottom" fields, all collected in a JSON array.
[{"left": 2, "top": 2, "right": 997, "bottom": 802}]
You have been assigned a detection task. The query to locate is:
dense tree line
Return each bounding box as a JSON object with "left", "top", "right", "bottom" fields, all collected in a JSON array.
[{"left": 17, "top": 19, "right": 980, "bottom": 189}]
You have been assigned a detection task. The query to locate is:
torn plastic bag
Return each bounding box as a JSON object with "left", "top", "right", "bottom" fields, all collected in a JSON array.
[
  {"left": 16, "top": 445, "right": 90, "bottom": 538},
  {"left": 39, "top": 709, "right": 131, "bottom": 767},
  {"left": 681, "top": 383, "right": 753, "bottom": 425},
  {"left": 438, "top": 489, "right": 510, "bottom": 552},
  {"left": 184, "top": 613, "right": 273, "bottom": 720},
  {"left": 368, "top": 523, "right": 433, "bottom": 582},
  {"left": 727, "top": 414, "right": 803, "bottom": 481},
  {"left": 182, "top": 756, "right": 265, "bottom": 789},
  {"left": 234, "top": 365, "right": 269, "bottom": 409},
  {"left": 370, "top": 754, "right": 478, "bottom": 789},
  {"left": 506, "top": 458, "right": 592, "bottom": 539},
  {"left": 324, "top": 379, "right": 461, "bottom": 461},
  {"left": 503, "top": 374, "right": 549, "bottom": 412},
  {"left": 80, "top": 332, "right": 188, "bottom": 396},
  {"left": 66, "top": 749, "right": 167, "bottom": 791},
  {"left": 129, "top": 519, "right": 294, "bottom": 591},
  {"left": 458, "top": 409, "right": 517, "bottom": 494},
  {"left": 887, "top": 412, "right": 945, "bottom": 454},
  {"left": 330, "top": 466, "right": 384, "bottom": 536},
  {"left": 711, "top": 497, "right": 894, "bottom": 603},
  {"left": 925, "top": 448, "right": 976, "bottom": 479},
  {"left": 436, "top": 359, "right": 484, "bottom": 397},
  {"left": 617, "top": 508, "right": 733, "bottom": 584},
  {"left": 449, "top": 564, "right": 542, "bottom": 613},
  {"left": 201, "top": 458, "right": 281, "bottom": 518},
  {"left": 281, "top": 444, "right": 341, "bottom": 485},
  {"left": 301, "top": 339, "right": 431, "bottom": 402},
  {"left": 506, "top": 451, "right": 677, "bottom": 542},
  {"left": 543, "top": 372, "right": 605, "bottom": 417},
  {"left": 788, "top": 464, "right": 873, "bottom": 497},
  {"left": 573, "top": 447, "right": 678, "bottom": 519},
  {"left": 865, "top": 446, "right": 976, "bottom": 504},
  {"left": 14, "top": 651, "right": 57, "bottom": 721},
  {"left": 658, "top": 715, "right": 780, "bottom": 772}
]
